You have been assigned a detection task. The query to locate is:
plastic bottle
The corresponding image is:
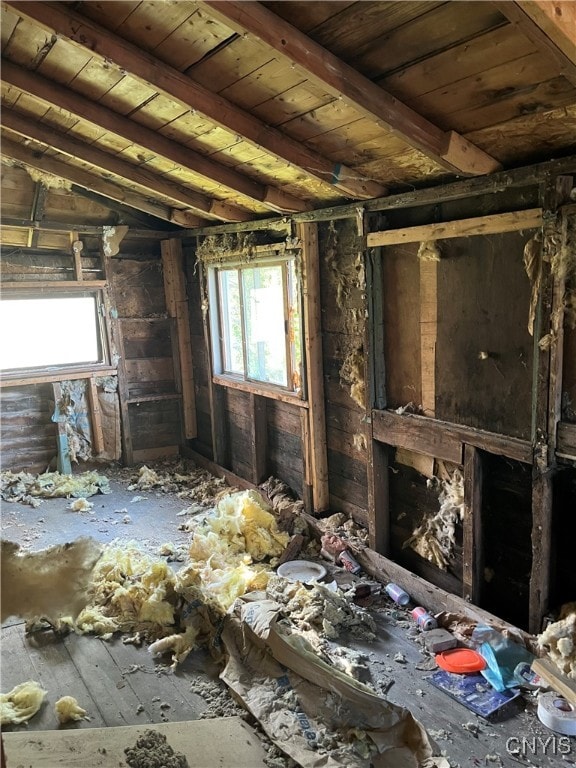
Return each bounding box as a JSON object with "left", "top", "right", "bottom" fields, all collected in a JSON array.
[
  {"left": 385, "top": 583, "right": 410, "bottom": 606},
  {"left": 410, "top": 606, "right": 438, "bottom": 630}
]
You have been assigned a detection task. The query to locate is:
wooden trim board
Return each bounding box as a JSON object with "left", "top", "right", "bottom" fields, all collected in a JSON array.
[
  {"left": 2, "top": 718, "right": 267, "bottom": 768},
  {"left": 367, "top": 209, "right": 543, "bottom": 247}
]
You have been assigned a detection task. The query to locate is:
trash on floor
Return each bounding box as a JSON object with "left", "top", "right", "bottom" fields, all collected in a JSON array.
[
  {"left": 221, "top": 596, "right": 449, "bottom": 768},
  {"left": 0, "top": 469, "right": 111, "bottom": 507}
]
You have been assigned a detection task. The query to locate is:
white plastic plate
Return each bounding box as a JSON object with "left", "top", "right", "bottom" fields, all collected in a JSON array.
[{"left": 276, "top": 560, "right": 327, "bottom": 584}]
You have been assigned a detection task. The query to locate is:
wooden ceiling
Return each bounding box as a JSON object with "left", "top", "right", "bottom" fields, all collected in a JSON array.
[{"left": 1, "top": 0, "right": 575, "bottom": 231}]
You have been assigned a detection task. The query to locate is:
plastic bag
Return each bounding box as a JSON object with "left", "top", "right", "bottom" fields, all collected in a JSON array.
[{"left": 472, "top": 625, "right": 534, "bottom": 692}]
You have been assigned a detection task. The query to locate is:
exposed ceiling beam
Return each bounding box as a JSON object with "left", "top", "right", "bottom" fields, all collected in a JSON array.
[
  {"left": 1, "top": 137, "right": 205, "bottom": 227},
  {"left": 0, "top": 61, "right": 307, "bottom": 216},
  {"left": 5, "top": 1, "right": 386, "bottom": 200},
  {"left": 203, "top": 0, "right": 501, "bottom": 177},
  {"left": 2, "top": 108, "right": 252, "bottom": 223},
  {"left": 494, "top": 1, "right": 576, "bottom": 85}
]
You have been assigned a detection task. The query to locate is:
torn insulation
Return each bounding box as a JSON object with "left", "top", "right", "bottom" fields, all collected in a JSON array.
[{"left": 403, "top": 468, "right": 464, "bottom": 570}]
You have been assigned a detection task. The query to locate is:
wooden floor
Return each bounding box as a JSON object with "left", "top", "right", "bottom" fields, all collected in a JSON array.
[{"left": 1, "top": 465, "right": 575, "bottom": 767}]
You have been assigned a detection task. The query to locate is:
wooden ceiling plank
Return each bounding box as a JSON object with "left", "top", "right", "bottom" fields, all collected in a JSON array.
[
  {"left": 1, "top": 61, "right": 308, "bottom": 213},
  {"left": 0, "top": 135, "right": 204, "bottom": 226},
  {"left": 37, "top": 37, "right": 93, "bottom": 86},
  {"left": 407, "top": 51, "right": 560, "bottom": 124},
  {"left": 152, "top": 6, "right": 236, "bottom": 72},
  {"left": 77, "top": 1, "right": 143, "bottom": 33},
  {"left": 261, "top": 1, "right": 356, "bottom": 35},
  {"left": 112, "top": 0, "right": 199, "bottom": 52},
  {"left": 382, "top": 25, "right": 537, "bottom": 101},
  {"left": 465, "top": 103, "right": 576, "bottom": 163},
  {"left": 494, "top": 1, "right": 576, "bottom": 85},
  {"left": 204, "top": 0, "right": 501, "bottom": 176},
  {"left": 1, "top": 15, "right": 55, "bottom": 68},
  {"left": 6, "top": 1, "right": 384, "bottom": 199},
  {"left": 353, "top": 2, "right": 507, "bottom": 81},
  {"left": 1, "top": 5, "right": 20, "bottom": 47},
  {"left": 2, "top": 108, "right": 251, "bottom": 223},
  {"left": 445, "top": 75, "right": 576, "bottom": 135}
]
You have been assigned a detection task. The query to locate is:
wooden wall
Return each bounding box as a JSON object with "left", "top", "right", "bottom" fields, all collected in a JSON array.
[
  {"left": 319, "top": 220, "right": 368, "bottom": 524},
  {"left": 0, "top": 384, "right": 57, "bottom": 472},
  {"left": 185, "top": 250, "right": 305, "bottom": 498}
]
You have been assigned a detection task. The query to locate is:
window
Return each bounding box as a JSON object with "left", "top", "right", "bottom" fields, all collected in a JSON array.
[
  {"left": 209, "top": 259, "right": 302, "bottom": 393},
  {"left": 0, "top": 293, "right": 106, "bottom": 373}
]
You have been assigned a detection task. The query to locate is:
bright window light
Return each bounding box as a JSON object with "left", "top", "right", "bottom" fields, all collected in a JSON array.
[
  {"left": 212, "top": 259, "right": 302, "bottom": 393},
  {"left": 0, "top": 296, "right": 102, "bottom": 371}
]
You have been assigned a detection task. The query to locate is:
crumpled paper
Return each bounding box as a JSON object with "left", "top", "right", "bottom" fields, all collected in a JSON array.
[{"left": 221, "top": 597, "right": 448, "bottom": 768}]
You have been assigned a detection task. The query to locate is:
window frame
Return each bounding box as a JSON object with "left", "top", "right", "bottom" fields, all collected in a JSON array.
[
  {"left": 207, "top": 254, "right": 304, "bottom": 398},
  {"left": 0, "top": 288, "right": 112, "bottom": 380}
]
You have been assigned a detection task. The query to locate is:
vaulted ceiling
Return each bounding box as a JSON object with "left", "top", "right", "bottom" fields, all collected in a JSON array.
[{"left": 1, "top": 0, "right": 575, "bottom": 233}]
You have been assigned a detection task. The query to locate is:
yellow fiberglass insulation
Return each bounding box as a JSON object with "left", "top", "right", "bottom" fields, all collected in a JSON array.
[
  {"left": 179, "top": 490, "right": 289, "bottom": 612},
  {"left": 538, "top": 605, "right": 576, "bottom": 680},
  {"left": 55, "top": 695, "right": 88, "bottom": 723},
  {"left": 1, "top": 681, "right": 47, "bottom": 725},
  {"left": 206, "top": 490, "right": 289, "bottom": 561},
  {"left": 75, "top": 542, "right": 178, "bottom": 639}
]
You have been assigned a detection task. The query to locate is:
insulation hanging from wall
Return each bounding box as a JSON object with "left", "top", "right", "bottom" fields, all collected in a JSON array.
[{"left": 403, "top": 467, "right": 464, "bottom": 570}]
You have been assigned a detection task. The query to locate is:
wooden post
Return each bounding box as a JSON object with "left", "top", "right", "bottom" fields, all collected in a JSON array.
[
  {"left": 87, "top": 377, "right": 104, "bottom": 456},
  {"left": 300, "top": 409, "right": 314, "bottom": 512},
  {"left": 71, "top": 232, "right": 84, "bottom": 281},
  {"left": 463, "top": 444, "right": 483, "bottom": 604},
  {"left": 250, "top": 393, "right": 268, "bottom": 484},
  {"left": 161, "top": 238, "right": 197, "bottom": 439},
  {"left": 420, "top": 259, "right": 438, "bottom": 417},
  {"left": 297, "top": 222, "right": 329, "bottom": 513},
  {"left": 367, "top": 437, "right": 391, "bottom": 555},
  {"left": 365, "top": 215, "right": 391, "bottom": 555},
  {"left": 101, "top": 249, "right": 133, "bottom": 465},
  {"left": 529, "top": 176, "right": 572, "bottom": 633}
]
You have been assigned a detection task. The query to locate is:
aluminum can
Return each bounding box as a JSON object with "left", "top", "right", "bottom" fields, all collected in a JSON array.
[
  {"left": 338, "top": 550, "right": 362, "bottom": 574},
  {"left": 385, "top": 583, "right": 410, "bottom": 606},
  {"left": 410, "top": 606, "right": 438, "bottom": 630}
]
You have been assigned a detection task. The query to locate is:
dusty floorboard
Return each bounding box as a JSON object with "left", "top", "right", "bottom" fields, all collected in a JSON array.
[
  {"left": 1, "top": 462, "right": 575, "bottom": 767},
  {"left": 2, "top": 718, "right": 268, "bottom": 767}
]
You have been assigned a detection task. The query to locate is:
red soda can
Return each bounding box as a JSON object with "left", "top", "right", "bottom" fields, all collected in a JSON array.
[
  {"left": 338, "top": 550, "right": 362, "bottom": 574},
  {"left": 411, "top": 606, "right": 437, "bottom": 630}
]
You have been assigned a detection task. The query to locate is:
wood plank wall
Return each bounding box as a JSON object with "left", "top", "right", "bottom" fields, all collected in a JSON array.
[
  {"left": 185, "top": 249, "right": 305, "bottom": 498},
  {"left": 319, "top": 219, "right": 368, "bottom": 524},
  {"left": 0, "top": 384, "right": 57, "bottom": 472}
]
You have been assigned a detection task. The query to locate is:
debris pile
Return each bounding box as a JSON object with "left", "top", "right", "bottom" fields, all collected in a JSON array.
[
  {"left": 75, "top": 541, "right": 179, "bottom": 641},
  {"left": 0, "top": 470, "right": 111, "bottom": 507},
  {"left": 266, "top": 575, "right": 376, "bottom": 641},
  {"left": 124, "top": 729, "right": 189, "bottom": 768},
  {"left": 128, "top": 463, "right": 231, "bottom": 505}
]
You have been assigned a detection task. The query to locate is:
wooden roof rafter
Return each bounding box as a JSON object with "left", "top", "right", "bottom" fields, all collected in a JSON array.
[
  {"left": 0, "top": 62, "right": 307, "bottom": 217},
  {"left": 203, "top": 0, "right": 502, "bottom": 177},
  {"left": 5, "top": 0, "right": 387, "bottom": 201},
  {"left": 1, "top": 136, "right": 206, "bottom": 228},
  {"left": 1, "top": 108, "right": 254, "bottom": 224}
]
